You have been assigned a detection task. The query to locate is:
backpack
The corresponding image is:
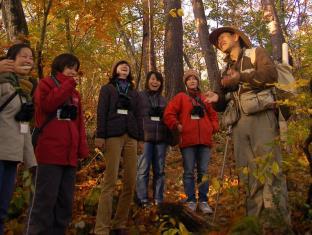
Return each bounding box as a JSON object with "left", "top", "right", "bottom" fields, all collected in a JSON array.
[{"left": 244, "top": 47, "right": 296, "bottom": 121}]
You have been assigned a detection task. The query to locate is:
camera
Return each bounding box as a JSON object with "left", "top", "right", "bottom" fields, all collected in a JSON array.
[
  {"left": 191, "top": 105, "right": 204, "bottom": 118},
  {"left": 116, "top": 94, "right": 132, "bottom": 110},
  {"left": 149, "top": 106, "right": 164, "bottom": 118},
  {"left": 15, "top": 102, "right": 34, "bottom": 122},
  {"left": 57, "top": 104, "right": 77, "bottom": 120}
]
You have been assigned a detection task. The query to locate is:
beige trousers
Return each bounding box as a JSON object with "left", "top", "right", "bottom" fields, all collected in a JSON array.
[
  {"left": 94, "top": 134, "right": 137, "bottom": 235},
  {"left": 232, "top": 110, "right": 289, "bottom": 222}
]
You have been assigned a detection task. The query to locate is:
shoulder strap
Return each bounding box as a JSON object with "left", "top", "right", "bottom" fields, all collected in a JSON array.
[
  {"left": 51, "top": 75, "right": 61, "bottom": 87},
  {"left": 0, "top": 91, "right": 18, "bottom": 112},
  {"left": 37, "top": 113, "right": 55, "bottom": 132},
  {"left": 35, "top": 75, "right": 60, "bottom": 131}
]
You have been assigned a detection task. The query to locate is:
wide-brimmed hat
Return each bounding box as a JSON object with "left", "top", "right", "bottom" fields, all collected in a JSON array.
[
  {"left": 183, "top": 69, "right": 200, "bottom": 84},
  {"left": 209, "top": 26, "right": 252, "bottom": 49}
]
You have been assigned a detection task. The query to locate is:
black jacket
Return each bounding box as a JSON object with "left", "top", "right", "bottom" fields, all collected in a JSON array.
[{"left": 96, "top": 83, "right": 143, "bottom": 140}]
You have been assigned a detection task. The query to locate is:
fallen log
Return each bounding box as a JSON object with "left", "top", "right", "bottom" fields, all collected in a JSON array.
[{"left": 157, "top": 202, "right": 215, "bottom": 232}]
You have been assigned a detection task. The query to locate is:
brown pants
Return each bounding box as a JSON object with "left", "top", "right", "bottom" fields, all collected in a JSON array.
[
  {"left": 95, "top": 134, "right": 137, "bottom": 235},
  {"left": 232, "top": 110, "right": 289, "bottom": 223}
]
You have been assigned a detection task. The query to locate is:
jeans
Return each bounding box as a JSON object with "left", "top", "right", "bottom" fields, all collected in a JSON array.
[
  {"left": 136, "top": 142, "right": 167, "bottom": 203},
  {"left": 0, "top": 161, "right": 18, "bottom": 235},
  {"left": 181, "top": 145, "right": 210, "bottom": 202}
]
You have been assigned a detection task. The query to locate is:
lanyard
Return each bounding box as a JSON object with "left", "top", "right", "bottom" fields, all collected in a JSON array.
[
  {"left": 186, "top": 91, "right": 200, "bottom": 107},
  {"left": 116, "top": 82, "right": 130, "bottom": 95}
]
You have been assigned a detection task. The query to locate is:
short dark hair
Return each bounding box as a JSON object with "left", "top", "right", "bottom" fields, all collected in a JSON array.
[
  {"left": 51, "top": 53, "right": 80, "bottom": 76},
  {"left": 109, "top": 60, "right": 134, "bottom": 88},
  {"left": 6, "top": 43, "right": 34, "bottom": 60},
  {"left": 145, "top": 71, "right": 164, "bottom": 93}
]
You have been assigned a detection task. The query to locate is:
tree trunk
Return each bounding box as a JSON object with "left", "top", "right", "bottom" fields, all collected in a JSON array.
[
  {"left": 37, "top": 0, "right": 53, "bottom": 79},
  {"left": 191, "top": 0, "right": 219, "bottom": 90},
  {"left": 183, "top": 51, "right": 193, "bottom": 69},
  {"left": 262, "top": 0, "right": 285, "bottom": 62},
  {"left": 1, "top": 0, "right": 29, "bottom": 43},
  {"left": 115, "top": 19, "right": 141, "bottom": 87},
  {"left": 65, "top": 14, "right": 74, "bottom": 54},
  {"left": 163, "top": 0, "right": 184, "bottom": 99},
  {"left": 142, "top": 0, "right": 156, "bottom": 76}
]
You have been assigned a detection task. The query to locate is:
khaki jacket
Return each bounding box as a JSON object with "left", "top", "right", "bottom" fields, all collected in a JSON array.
[{"left": 0, "top": 82, "right": 37, "bottom": 168}]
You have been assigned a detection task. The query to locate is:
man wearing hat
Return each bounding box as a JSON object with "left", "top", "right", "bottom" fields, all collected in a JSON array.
[{"left": 206, "top": 27, "right": 290, "bottom": 229}]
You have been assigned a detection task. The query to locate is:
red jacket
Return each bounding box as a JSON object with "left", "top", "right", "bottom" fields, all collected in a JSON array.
[
  {"left": 34, "top": 73, "right": 89, "bottom": 166},
  {"left": 164, "top": 92, "right": 219, "bottom": 148}
]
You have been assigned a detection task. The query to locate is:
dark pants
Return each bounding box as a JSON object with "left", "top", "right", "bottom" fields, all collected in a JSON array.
[
  {"left": 25, "top": 164, "right": 76, "bottom": 235},
  {"left": 0, "top": 161, "right": 17, "bottom": 235}
]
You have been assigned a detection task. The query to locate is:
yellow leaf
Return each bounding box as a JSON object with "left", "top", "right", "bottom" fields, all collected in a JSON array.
[
  {"left": 177, "top": 8, "right": 184, "bottom": 17},
  {"left": 211, "top": 177, "right": 221, "bottom": 190},
  {"left": 198, "top": 174, "right": 209, "bottom": 187},
  {"left": 258, "top": 175, "right": 265, "bottom": 184},
  {"left": 179, "top": 222, "right": 190, "bottom": 235},
  {"left": 272, "top": 161, "right": 280, "bottom": 176},
  {"left": 242, "top": 167, "right": 249, "bottom": 175},
  {"left": 167, "top": 228, "right": 180, "bottom": 235},
  {"left": 169, "top": 8, "right": 177, "bottom": 17},
  {"left": 169, "top": 217, "right": 176, "bottom": 226}
]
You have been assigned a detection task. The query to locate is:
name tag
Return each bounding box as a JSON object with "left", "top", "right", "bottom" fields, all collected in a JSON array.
[
  {"left": 20, "top": 122, "right": 29, "bottom": 134},
  {"left": 117, "top": 109, "right": 128, "bottom": 115},
  {"left": 151, "top": 116, "right": 160, "bottom": 121},
  {"left": 191, "top": 115, "right": 200, "bottom": 120}
]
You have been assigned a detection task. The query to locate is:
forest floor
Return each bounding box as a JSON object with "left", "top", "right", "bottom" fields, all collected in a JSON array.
[
  {"left": 4, "top": 132, "right": 312, "bottom": 235},
  {"left": 68, "top": 132, "right": 312, "bottom": 235}
]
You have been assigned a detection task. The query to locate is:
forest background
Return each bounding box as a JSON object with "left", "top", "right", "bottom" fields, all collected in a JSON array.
[{"left": 0, "top": 0, "right": 311, "bottom": 234}]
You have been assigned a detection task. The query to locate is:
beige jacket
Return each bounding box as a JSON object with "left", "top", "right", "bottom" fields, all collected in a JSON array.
[{"left": 0, "top": 82, "right": 37, "bottom": 168}]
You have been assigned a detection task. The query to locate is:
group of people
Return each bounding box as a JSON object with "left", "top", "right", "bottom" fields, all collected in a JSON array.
[
  {"left": 0, "top": 25, "right": 291, "bottom": 235},
  {"left": 93, "top": 61, "right": 219, "bottom": 235},
  {"left": 0, "top": 45, "right": 88, "bottom": 235}
]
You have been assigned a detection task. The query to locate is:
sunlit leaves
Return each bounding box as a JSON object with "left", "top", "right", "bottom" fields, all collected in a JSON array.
[
  {"left": 272, "top": 161, "right": 280, "bottom": 176},
  {"left": 211, "top": 177, "right": 221, "bottom": 191}
]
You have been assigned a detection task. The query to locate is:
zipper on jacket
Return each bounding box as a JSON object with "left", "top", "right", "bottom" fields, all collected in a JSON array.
[
  {"left": 67, "top": 123, "right": 72, "bottom": 165},
  {"left": 156, "top": 122, "right": 159, "bottom": 142},
  {"left": 197, "top": 119, "right": 201, "bottom": 145}
]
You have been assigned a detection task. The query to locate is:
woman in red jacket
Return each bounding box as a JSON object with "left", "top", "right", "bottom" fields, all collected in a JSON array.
[
  {"left": 26, "top": 53, "right": 89, "bottom": 235},
  {"left": 164, "top": 69, "right": 218, "bottom": 214}
]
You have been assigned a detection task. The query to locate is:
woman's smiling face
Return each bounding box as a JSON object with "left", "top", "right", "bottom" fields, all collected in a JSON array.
[
  {"left": 148, "top": 74, "right": 161, "bottom": 91},
  {"left": 14, "top": 47, "right": 34, "bottom": 75},
  {"left": 116, "top": 63, "right": 130, "bottom": 79}
]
